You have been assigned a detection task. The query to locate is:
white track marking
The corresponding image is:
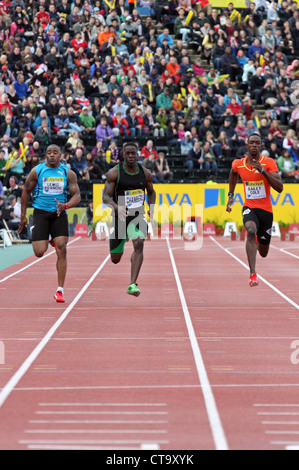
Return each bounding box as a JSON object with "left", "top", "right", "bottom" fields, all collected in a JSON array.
[
  {"left": 29, "top": 420, "right": 168, "bottom": 424},
  {"left": 271, "top": 245, "right": 299, "bottom": 260},
  {"left": 18, "top": 439, "right": 164, "bottom": 450},
  {"left": 210, "top": 237, "right": 299, "bottom": 312},
  {"left": 0, "top": 237, "right": 80, "bottom": 283},
  {"left": 35, "top": 411, "right": 168, "bottom": 415},
  {"left": 24, "top": 429, "right": 167, "bottom": 434},
  {"left": 38, "top": 402, "right": 167, "bottom": 406},
  {"left": 166, "top": 237, "right": 229, "bottom": 451},
  {"left": 0, "top": 254, "right": 110, "bottom": 408}
]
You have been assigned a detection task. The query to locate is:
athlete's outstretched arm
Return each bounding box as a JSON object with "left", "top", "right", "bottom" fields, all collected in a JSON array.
[
  {"left": 226, "top": 168, "right": 239, "bottom": 213},
  {"left": 18, "top": 168, "right": 38, "bottom": 233}
]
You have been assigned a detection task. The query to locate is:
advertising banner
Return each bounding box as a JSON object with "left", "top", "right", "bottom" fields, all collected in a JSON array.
[{"left": 93, "top": 183, "right": 299, "bottom": 229}]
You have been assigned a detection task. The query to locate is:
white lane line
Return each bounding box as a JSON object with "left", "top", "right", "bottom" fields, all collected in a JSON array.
[
  {"left": 5, "top": 383, "right": 299, "bottom": 392},
  {"left": 38, "top": 403, "right": 167, "bottom": 406},
  {"left": 0, "top": 237, "right": 80, "bottom": 283},
  {"left": 0, "top": 254, "right": 110, "bottom": 409},
  {"left": 166, "top": 237, "right": 229, "bottom": 451},
  {"left": 35, "top": 411, "right": 168, "bottom": 415},
  {"left": 25, "top": 445, "right": 155, "bottom": 450},
  {"left": 271, "top": 441, "right": 299, "bottom": 446},
  {"left": 266, "top": 431, "right": 299, "bottom": 435},
  {"left": 18, "top": 439, "right": 167, "bottom": 445},
  {"left": 272, "top": 245, "right": 299, "bottom": 260},
  {"left": 29, "top": 419, "right": 167, "bottom": 424},
  {"left": 210, "top": 237, "right": 299, "bottom": 312},
  {"left": 24, "top": 429, "right": 167, "bottom": 434},
  {"left": 262, "top": 421, "right": 299, "bottom": 425},
  {"left": 258, "top": 413, "right": 299, "bottom": 416},
  {"left": 254, "top": 404, "right": 299, "bottom": 407},
  {"left": 280, "top": 249, "right": 299, "bottom": 260}
]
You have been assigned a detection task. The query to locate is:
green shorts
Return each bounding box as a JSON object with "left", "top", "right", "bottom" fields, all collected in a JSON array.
[{"left": 109, "top": 214, "right": 148, "bottom": 254}]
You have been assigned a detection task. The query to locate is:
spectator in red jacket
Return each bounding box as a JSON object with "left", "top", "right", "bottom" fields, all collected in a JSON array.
[
  {"left": 112, "top": 112, "right": 130, "bottom": 138},
  {"left": 140, "top": 139, "right": 159, "bottom": 160},
  {"left": 36, "top": 5, "right": 50, "bottom": 29},
  {"left": 71, "top": 32, "right": 88, "bottom": 53},
  {"left": 227, "top": 97, "right": 243, "bottom": 115}
]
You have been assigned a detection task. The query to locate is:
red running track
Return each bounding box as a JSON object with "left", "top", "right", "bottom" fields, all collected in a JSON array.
[{"left": 0, "top": 235, "right": 299, "bottom": 450}]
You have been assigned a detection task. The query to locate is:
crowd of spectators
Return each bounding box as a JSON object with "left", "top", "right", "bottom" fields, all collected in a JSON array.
[{"left": 0, "top": 0, "right": 299, "bottom": 224}]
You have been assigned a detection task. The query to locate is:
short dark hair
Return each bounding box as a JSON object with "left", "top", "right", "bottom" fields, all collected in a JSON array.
[
  {"left": 123, "top": 142, "right": 138, "bottom": 151},
  {"left": 248, "top": 133, "right": 262, "bottom": 143}
]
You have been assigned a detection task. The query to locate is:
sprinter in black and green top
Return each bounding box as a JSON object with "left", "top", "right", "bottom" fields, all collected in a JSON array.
[{"left": 103, "top": 142, "right": 156, "bottom": 297}]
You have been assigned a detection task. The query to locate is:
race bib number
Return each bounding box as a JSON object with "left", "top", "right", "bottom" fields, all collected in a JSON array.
[
  {"left": 125, "top": 189, "right": 145, "bottom": 209},
  {"left": 245, "top": 180, "right": 266, "bottom": 199},
  {"left": 42, "top": 177, "right": 64, "bottom": 195}
]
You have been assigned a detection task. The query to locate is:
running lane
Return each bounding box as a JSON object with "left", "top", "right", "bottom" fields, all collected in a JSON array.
[
  {"left": 0, "top": 237, "right": 217, "bottom": 450},
  {"left": 170, "top": 236, "right": 299, "bottom": 450}
]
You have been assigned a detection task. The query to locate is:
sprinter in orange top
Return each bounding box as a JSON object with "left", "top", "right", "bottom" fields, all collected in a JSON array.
[{"left": 226, "top": 133, "right": 283, "bottom": 287}]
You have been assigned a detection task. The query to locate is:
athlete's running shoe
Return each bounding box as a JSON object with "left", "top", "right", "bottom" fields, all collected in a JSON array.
[
  {"left": 127, "top": 283, "right": 141, "bottom": 297},
  {"left": 54, "top": 290, "right": 65, "bottom": 302},
  {"left": 249, "top": 273, "right": 259, "bottom": 287}
]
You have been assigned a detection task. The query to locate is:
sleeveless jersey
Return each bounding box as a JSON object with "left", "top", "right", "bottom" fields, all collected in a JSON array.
[
  {"left": 32, "top": 162, "right": 69, "bottom": 213},
  {"left": 114, "top": 162, "right": 147, "bottom": 216},
  {"left": 232, "top": 156, "right": 278, "bottom": 213}
]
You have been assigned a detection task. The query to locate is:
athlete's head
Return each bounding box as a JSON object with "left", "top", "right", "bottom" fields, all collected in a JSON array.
[
  {"left": 247, "top": 133, "right": 262, "bottom": 159},
  {"left": 45, "top": 145, "right": 61, "bottom": 168},
  {"left": 123, "top": 142, "right": 138, "bottom": 168}
]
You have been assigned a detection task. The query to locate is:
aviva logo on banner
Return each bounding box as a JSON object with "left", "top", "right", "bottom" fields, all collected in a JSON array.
[
  {"left": 204, "top": 188, "right": 226, "bottom": 209},
  {"left": 93, "top": 183, "right": 299, "bottom": 227}
]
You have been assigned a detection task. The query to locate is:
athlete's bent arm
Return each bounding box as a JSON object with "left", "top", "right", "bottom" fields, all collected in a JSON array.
[
  {"left": 226, "top": 168, "right": 239, "bottom": 213},
  {"left": 67, "top": 169, "right": 81, "bottom": 206},
  {"left": 18, "top": 168, "right": 38, "bottom": 233},
  {"left": 252, "top": 160, "right": 283, "bottom": 194},
  {"left": 103, "top": 167, "right": 127, "bottom": 221},
  {"left": 55, "top": 169, "right": 81, "bottom": 217}
]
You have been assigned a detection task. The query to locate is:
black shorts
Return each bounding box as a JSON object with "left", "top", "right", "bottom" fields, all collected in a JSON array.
[
  {"left": 31, "top": 208, "right": 69, "bottom": 242},
  {"left": 242, "top": 206, "right": 273, "bottom": 245},
  {"left": 110, "top": 213, "right": 148, "bottom": 254}
]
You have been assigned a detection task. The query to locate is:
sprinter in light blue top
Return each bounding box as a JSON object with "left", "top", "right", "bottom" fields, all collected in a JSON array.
[
  {"left": 33, "top": 161, "right": 69, "bottom": 212},
  {"left": 18, "top": 145, "right": 81, "bottom": 303}
]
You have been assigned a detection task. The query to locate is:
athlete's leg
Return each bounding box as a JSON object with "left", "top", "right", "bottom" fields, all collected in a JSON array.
[
  {"left": 53, "top": 236, "right": 68, "bottom": 288},
  {"left": 31, "top": 209, "right": 51, "bottom": 257},
  {"left": 256, "top": 210, "right": 273, "bottom": 259},
  {"left": 32, "top": 240, "right": 49, "bottom": 258},
  {"left": 257, "top": 243, "right": 270, "bottom": 258},
  {"left": 110, "top": 216, "right": 126, "bottom": 264},
  {"left": 130, "top": 237, "right": 144, "bottom": 285},
  {"left": 111, "top": 252, "right": 123, "bottom": 264},
  {"left": 245, "top": 220, "right": 258, "bottom": 275}
]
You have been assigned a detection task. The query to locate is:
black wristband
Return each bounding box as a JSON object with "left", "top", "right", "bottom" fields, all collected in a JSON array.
[{"left": 228, "top": 192, "right": 234, "bottom": 198}]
